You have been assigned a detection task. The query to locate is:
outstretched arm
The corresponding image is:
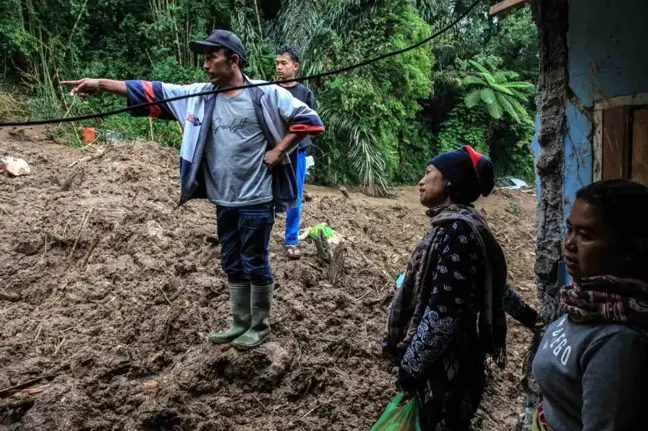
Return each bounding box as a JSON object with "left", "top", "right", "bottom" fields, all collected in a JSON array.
[
  {"left": 61, "top": 78, "right": 127, "bottom": 98},
  {"left": 63, "top": 78, "right": 206, "bottom": 123}
]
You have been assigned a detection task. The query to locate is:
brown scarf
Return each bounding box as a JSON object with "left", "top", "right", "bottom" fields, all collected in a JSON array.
[
  {"left": 560, "top": 276, "right": 648, "bottom": 329},
  {"left": 385, "top": 204, "right": 508, "bottom": 367}
]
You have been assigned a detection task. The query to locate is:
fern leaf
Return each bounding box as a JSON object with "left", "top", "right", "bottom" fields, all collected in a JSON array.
[
  {"left": 465, "top": 90, "right": 482, "bottom": 108},
  {"left": 463, "top": 76, "right": 488, "bottom": 87},
  {"left": 481, "top": 88, "right": 496, "bottom": 104},
  {"left": 498, "top": 94, "right": 521, "bottom": 123},
  {"left": 487, "top": 99, "right": 504, "bottom": 119}
]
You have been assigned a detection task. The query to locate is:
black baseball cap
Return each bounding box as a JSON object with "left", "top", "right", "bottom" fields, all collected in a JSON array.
[{"left": 189, "top": 29, "right": 248, "bottom": 65}]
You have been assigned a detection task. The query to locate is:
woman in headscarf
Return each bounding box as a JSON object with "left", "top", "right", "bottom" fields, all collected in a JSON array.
[
  {"left": 383, "top": 145, "right": 538, "bottom": 430},
  {"left": 532, "top": 179, "right": 648, "bottom": 431}
]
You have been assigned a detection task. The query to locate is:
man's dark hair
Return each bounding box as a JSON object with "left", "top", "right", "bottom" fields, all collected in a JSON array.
[
  {"left": 576, "top": 179, "right": 648, "bottom": 280},
  {"left": 277, "top": 45, "right": 301, "bottom": 63},
  {"left": 223, "top": 48, "right": 247, "bottom": 69}
]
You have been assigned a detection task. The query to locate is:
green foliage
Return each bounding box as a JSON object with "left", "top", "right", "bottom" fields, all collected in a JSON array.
[
  {"left": 418, "top": 1, "right": 538, "bottom": 182},
  {"left": 309, "top": 4, "right": 433, "bottom": 196},
  {"left": 483, "top": 7, "right": 539, "bottom": 82},
  {"left": 0, "top": 0, "right": 540, "bottom": 193},
  {"left": 436, "top": 103, "right": 490, "bottom": 155},
  {"left": 434, "top": 98, "right": 535, "bottom": 183},
  {"left": 463, "top": 60, "right": 534, "bottom": 123}
]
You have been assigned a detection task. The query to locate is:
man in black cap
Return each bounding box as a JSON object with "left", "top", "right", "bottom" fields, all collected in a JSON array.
[{"left": 62, "top": 29, "right": 325, "bottom": 349}]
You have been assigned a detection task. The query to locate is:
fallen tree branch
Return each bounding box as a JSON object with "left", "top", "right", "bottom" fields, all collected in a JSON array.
[
  {"left": 0, "top": 374, "right": 57, "bottom": 398},
  {"left": 46, "top": 232, "right": 74, "bottom": 246},
  {"left": 0, "top": 363, "right": 71, "bottom": 398},
  {"left": 67, "top": 146, "right": 109, "bottom": 168}
]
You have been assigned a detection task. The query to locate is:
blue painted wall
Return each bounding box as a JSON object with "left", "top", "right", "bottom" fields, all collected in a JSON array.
[
  {"left": 531, "top": 0, "right": 648, "bottom": 285},
  {"left": 565, "top": 0, "right": 648, "bottom": 221},
  {"left": 568, "top": 0, "right": 648, "bottom": 107}
]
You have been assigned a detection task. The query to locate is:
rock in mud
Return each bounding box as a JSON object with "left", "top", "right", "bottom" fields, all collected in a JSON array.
[{"left": 1, "top": 156, "right": 30, "bottom": 176}]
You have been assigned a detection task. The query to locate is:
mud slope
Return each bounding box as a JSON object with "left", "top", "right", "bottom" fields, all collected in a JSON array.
[{"left": 1, "top": 133, "right": 538, "bottom": 430}]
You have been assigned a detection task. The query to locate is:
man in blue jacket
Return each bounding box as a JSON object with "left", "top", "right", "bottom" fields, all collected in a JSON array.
[{"left": 62, "top": 30, "right": 324, "bottom": 349}]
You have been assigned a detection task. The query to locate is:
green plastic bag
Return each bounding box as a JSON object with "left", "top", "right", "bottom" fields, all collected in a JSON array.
[
  {"left": 371, "top": 393, "right": 422, "bottom": 431},
  {"left": 306, "top": 223, "right": 335, "bottom": 241}
]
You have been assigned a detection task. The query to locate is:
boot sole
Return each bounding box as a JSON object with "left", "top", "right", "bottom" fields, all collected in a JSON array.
[
  {"left": 231, "top": 334, "right": 271, "bottom": 350},
  {"left": 209, "top": 330, "right": 249, "bottom": 345},
  {"left": 232, "top": 340, "right": 263, "bottom": 349},
  {"left": 209, "top": 337, "right": 237, "bottom": 345}
]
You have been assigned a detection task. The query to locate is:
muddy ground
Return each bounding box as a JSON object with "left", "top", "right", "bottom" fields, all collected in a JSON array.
[{"left": 0, "top": 129, "right": 538, "bottom": 430}]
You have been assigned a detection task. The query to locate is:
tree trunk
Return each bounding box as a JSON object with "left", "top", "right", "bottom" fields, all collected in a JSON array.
[{"left": 519, "top": 0, "right": 569, "bottom": 429}]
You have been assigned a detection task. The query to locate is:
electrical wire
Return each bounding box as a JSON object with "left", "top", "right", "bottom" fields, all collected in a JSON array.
[{"left": 0, "top": 0, "right": 482, "bottom": 128}]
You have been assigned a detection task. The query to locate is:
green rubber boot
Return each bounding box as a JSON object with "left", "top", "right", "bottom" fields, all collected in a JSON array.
[
  {"left": 232, "top": 283, "right": 274, "bottom": 349},
  {"left": 209, "top": 282, "right": 251, "bottom": 344}
]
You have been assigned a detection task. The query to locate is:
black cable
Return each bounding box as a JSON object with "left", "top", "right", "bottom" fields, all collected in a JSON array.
[{"left": 0, "top": 0, "right": 482, "bottom": 128}]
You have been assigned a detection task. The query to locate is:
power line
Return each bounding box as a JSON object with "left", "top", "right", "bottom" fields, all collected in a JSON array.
[{"left": 0, "top": 0, "right": 482, "bottom": 128}]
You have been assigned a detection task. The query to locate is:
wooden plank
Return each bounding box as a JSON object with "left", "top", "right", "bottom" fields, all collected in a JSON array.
[
  {"left": 489, "top": 0, "right": 532, "bottom": 17},
  {"left": 602, "top": 106, "right": 631, "bottom": 180},
  {"left": 632, "top": 108, "right": 648, "bottom": 185},
  {"left": 595, "top": 93, "right": 648, "bottom": 110}
]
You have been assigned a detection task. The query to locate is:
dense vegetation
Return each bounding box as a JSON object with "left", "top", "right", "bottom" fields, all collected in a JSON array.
[{"left": 0, "top": 0, "right": 538, "bottom": 195}]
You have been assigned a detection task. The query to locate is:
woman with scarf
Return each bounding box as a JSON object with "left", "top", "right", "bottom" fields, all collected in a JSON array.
[
  {"left": 383, "top": 145, "right": 539, "bottom": 430},
  {"left": 532, "top": 179, "right": 648, "bottom": 431}
]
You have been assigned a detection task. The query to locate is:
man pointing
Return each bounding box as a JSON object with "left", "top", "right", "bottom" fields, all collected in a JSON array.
[{"left": 63, "top": 29, "right": 324, "bottom": 349}]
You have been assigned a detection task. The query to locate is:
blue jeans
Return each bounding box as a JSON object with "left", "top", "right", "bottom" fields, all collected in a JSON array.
[
  {"left": 216, "top": 203, "right": 274, "bottom": 286},
  {"left": 284, "top": 150, "right": 306, "bottom": 246}
]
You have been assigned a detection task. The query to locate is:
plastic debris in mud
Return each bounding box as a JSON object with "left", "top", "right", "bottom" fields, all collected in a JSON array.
[{"left": 395, "top": 272, "right": 405, "bottom": 289}]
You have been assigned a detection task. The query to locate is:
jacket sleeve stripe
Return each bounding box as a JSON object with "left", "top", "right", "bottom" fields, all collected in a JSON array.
[
  {"left": 125, "top": 80, "right": 175, "bottom": 120},
  {"left": 289, "top": 124, "right": 325, "bottom": 135},
  {"left": 142, "top": 81, "right": 162, "bottom": 119},
  {"left": 289, "top": 112, "right": 324, "bottom": 136}
]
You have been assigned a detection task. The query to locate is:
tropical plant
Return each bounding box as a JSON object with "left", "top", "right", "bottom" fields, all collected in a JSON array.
[
  {"left": 463, "top": 59, "right": 535, "bottom": 123},
  {"left": 0, "top": 0, "right": 540, "bottom": 192},
  {"left": 319, "top": 105, "right": 389, "bottom": 197}
]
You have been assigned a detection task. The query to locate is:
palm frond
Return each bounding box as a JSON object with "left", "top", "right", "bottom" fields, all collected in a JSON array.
[
  {"left": 490, "top": 83, "right": 514, "bottom": 96},
  {"left": 462, "top": 75, "right": 488, "bottom": 87},
  {"left": 497, "top": 94, "right": 521, "bottom": 123},
  {"left": 493, "top": 70, "right": 520, "bottom": 82},
  {"left": 269, "top": 0, "right": 384, "bottom": 79},
  {"left": 233, "top": 5, "right": 271, "bottom": 79},
  {"left": 478, "top": 70, "right": 498, "bottom": 87},
  {"left": 506, "top": 81, "right": 536, "bottom": 91},
  {"left": 272, "top": 0, "right": 320, "bottom": 44},
  {"left": 507, "top": 88, "right": 528, "bottom": 100},
  {"left": 464, "top": 89, "right": 482, "bottom": 108},
  {"left": 486, "top": 99, "right": 504, "bottom": 119},
  {"left": 462, "top": 58, "right": 535, "bottom": 123},
  {"left": 327, "top": 0, "right": 383, "bottom": 38},
  {"left": 468, "top": 59, "right": 489, "bottom": 75},
  {"left": 319, "top": 105, "right": 390, "bottom": 197},
  {"left": 510, "top": 98, "right": 532, "bottom": 121},
  {"left": 480, "top": 88, "right": 496, "bottom": 104}
]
